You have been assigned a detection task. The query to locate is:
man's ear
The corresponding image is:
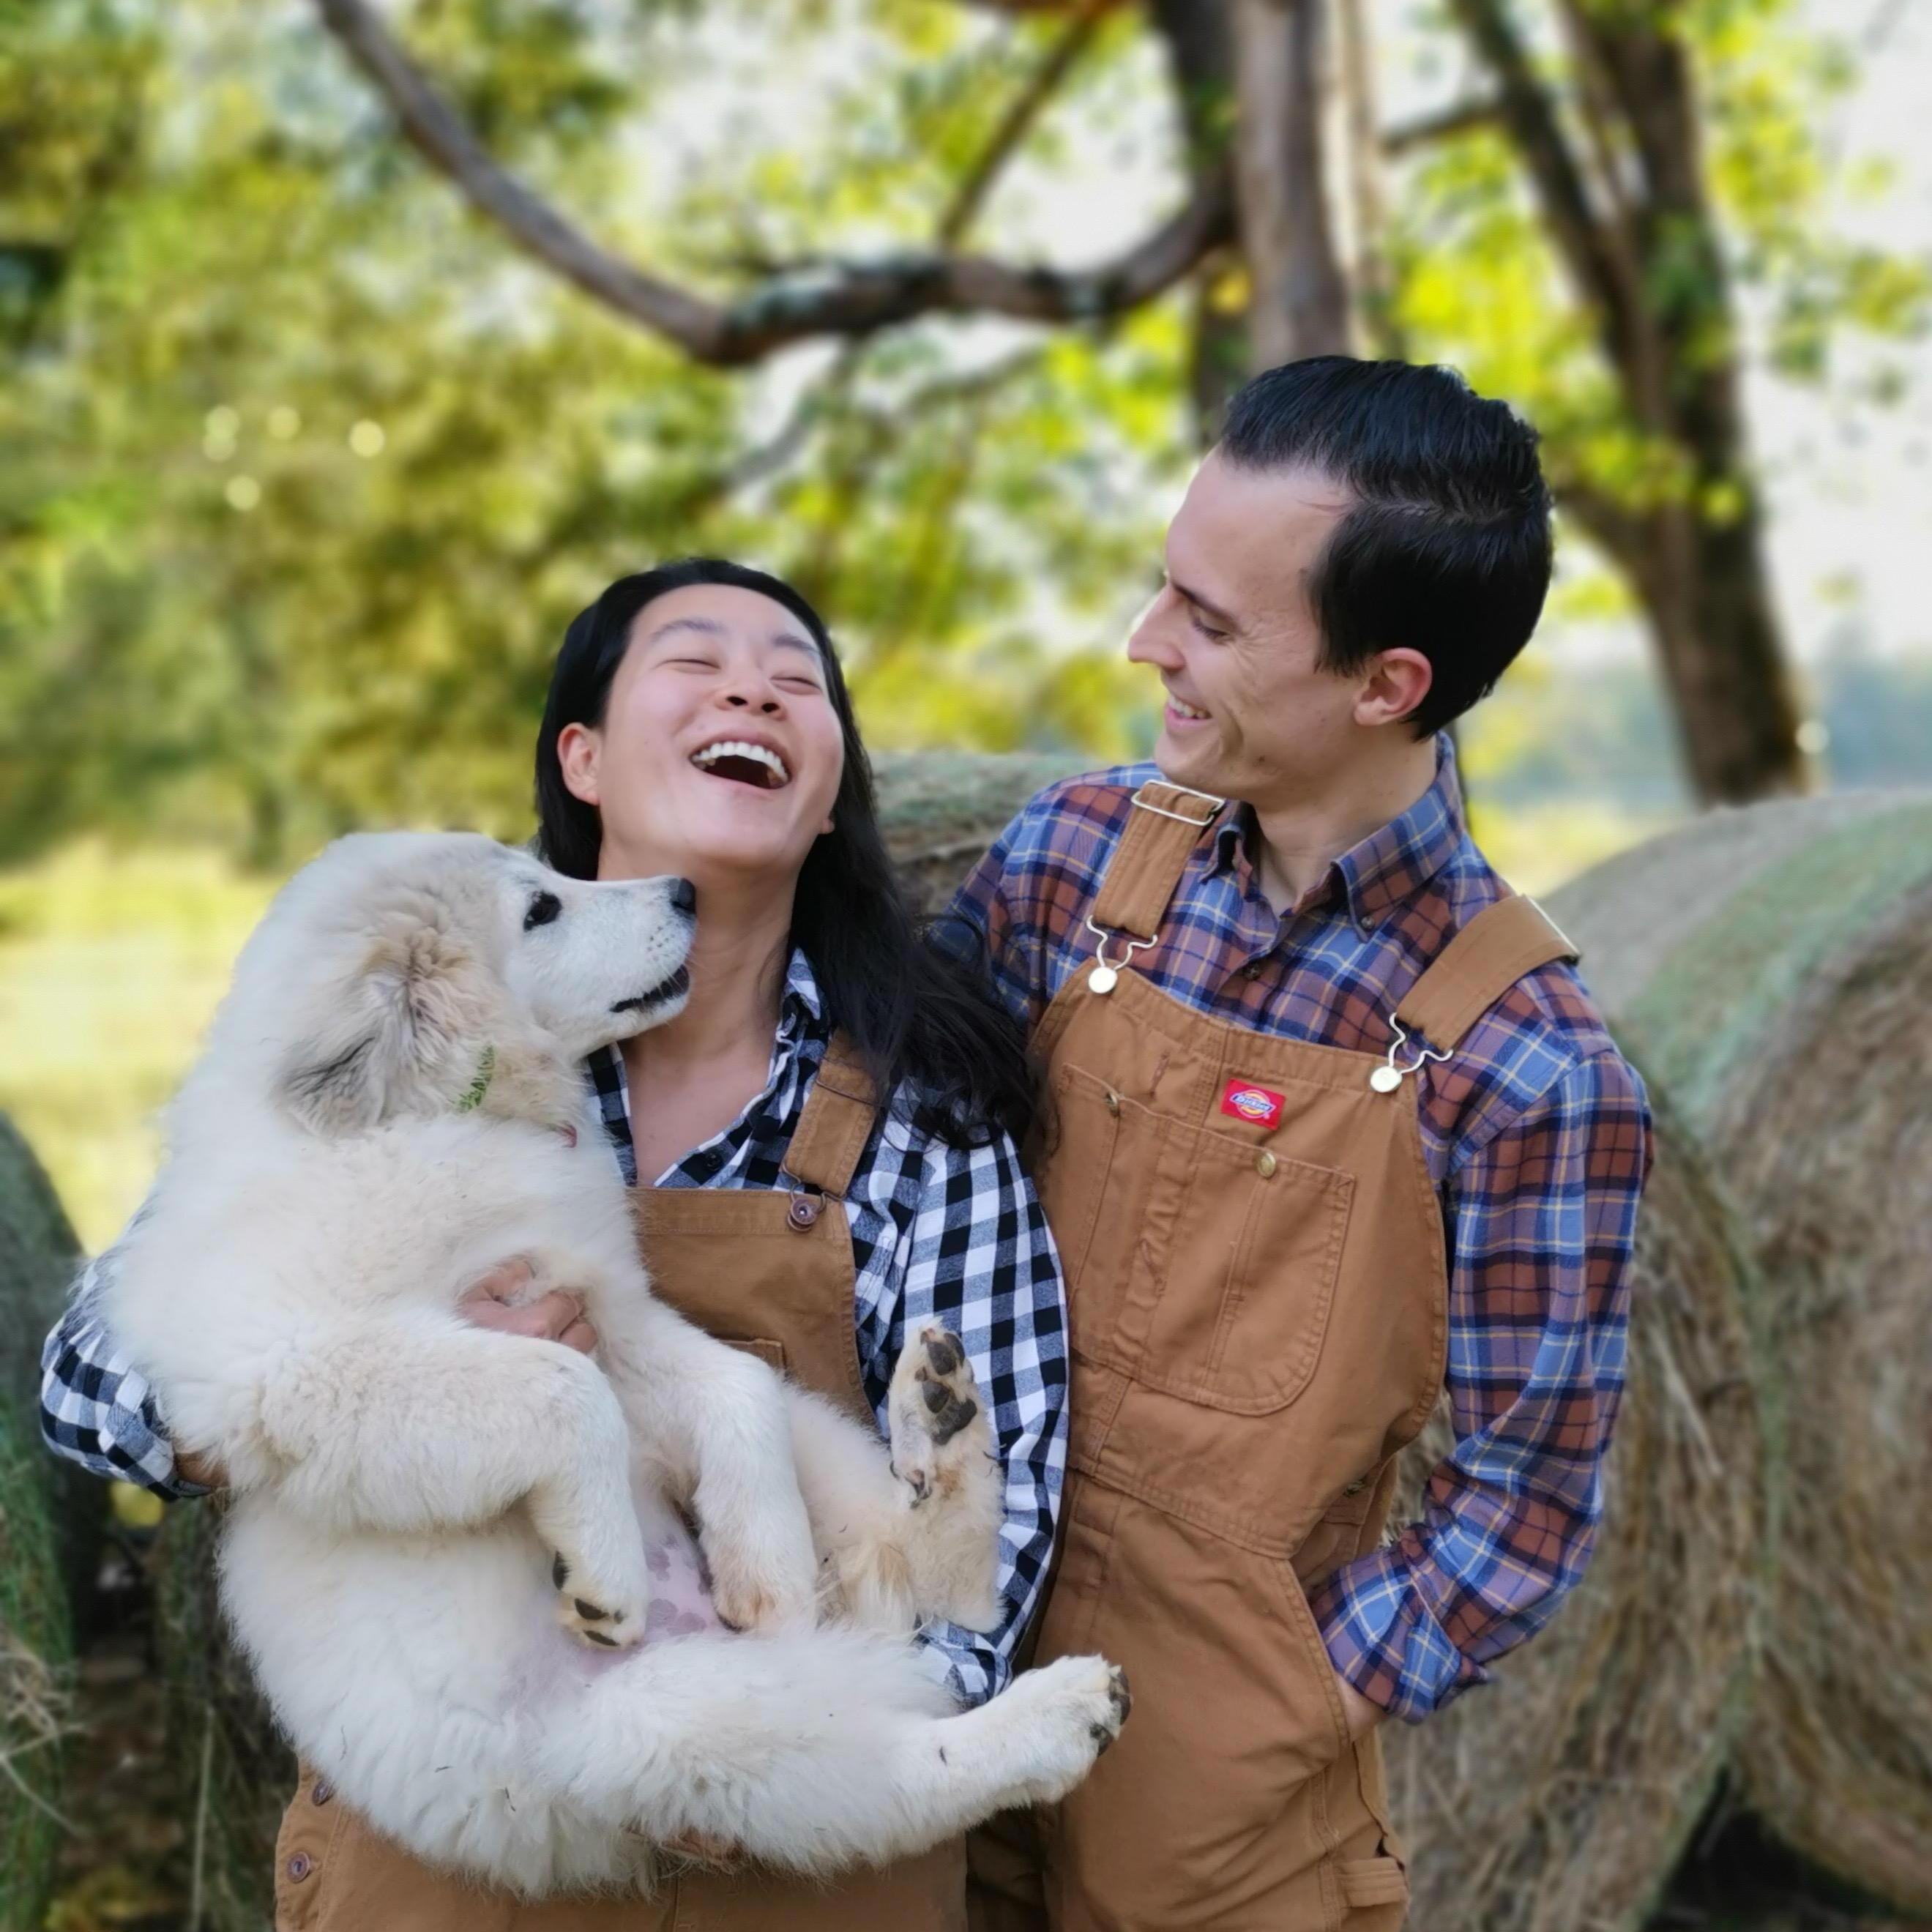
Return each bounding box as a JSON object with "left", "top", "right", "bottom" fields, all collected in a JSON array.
[
  {"left": 277, "top": 921, "right": 469, "bottom": 1133},
  {"left": 1357, "top": 647, "right": 1433, "bottom": 730}
]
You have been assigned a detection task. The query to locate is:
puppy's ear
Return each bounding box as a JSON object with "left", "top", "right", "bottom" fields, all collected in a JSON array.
[{"left": 277, "top": 920, "right": 474, "bottom": 1134}]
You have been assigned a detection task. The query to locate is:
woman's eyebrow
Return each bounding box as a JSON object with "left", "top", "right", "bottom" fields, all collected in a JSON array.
[
  {"left": 770, "top": 632, "right": 820, "bottom": 658},
  {"left": 646, "top": 616, "right": 727, "bottom": 645}
]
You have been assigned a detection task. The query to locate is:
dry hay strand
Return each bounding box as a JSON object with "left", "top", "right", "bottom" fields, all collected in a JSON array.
[
  {"left": 873, "top": 751, "right": 1081, "bottom": 911},
  {"left": 154, "top": 1499, "right": 294, "bottom": 1932},
  {"left": 1384, "top": 1100, "right": 1770, "bottom": 1932},
  {"left": 1, "top": 1392, "right": 76, "bottom": 1932},
  {"left": 1548, "top": 791, "right": 1932, "bottom": 1912}
]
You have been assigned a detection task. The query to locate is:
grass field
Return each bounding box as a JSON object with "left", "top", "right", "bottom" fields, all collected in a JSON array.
[{"left": 0, "top": 802, "right": 1673, "bottom": 1253}]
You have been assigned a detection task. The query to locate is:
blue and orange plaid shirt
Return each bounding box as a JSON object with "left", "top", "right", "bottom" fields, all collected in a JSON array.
[{"left": 938, "top": 736, "right": 1651, "bottom": 1723}]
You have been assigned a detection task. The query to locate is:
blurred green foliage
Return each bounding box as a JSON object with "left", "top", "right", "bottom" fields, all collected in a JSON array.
[{"left": 1, "top": 0, "right": 1925, "bottom": 869}]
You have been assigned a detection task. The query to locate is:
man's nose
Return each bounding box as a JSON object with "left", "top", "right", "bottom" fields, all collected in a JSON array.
[{"left": 1126, "top": 596, "right": 1179, "bottom": 667}]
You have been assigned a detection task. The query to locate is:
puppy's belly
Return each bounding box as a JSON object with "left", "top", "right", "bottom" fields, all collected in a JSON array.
[
  {"left": 221, "top": 1485, "right": 728, "bottom": 1743},
  {"left": 632, "top": 1490, "right": 726, "bottom": 1641}
]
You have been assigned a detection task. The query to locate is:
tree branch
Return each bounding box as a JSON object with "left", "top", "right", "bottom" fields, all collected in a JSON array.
[
  {"left": 1445, "top": 0, "right": 1649, "bottom": 388},
  {"left": 1380, "top": 94, "right": 1505, "bottom": 156},
  {"left": 938, "top": 0, "right": 1115, "bottom": 248},
  {"left": 314, "top": 0, "right": 1226, "bottom": 366}
]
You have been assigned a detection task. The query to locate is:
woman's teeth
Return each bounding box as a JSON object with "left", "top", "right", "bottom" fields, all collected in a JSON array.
[
  {"left": 689, "top": 739, "right": 791, "bottom": 788},
  {"left": 1168, "top": 696, "right": 1209, "bottom": 721}
]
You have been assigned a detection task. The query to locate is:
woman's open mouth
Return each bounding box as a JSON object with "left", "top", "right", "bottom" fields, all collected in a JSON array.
[
  {"left": 610, "top": 964, "right": 692, "bottom": 1015},
  {"left": 689, "top": 738, "right": 791, "bottom": 790}
]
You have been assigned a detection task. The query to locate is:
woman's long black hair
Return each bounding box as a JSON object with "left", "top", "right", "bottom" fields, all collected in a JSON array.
[{"left": 534, "top": 558, "right": 1035, "bottom": 1147}]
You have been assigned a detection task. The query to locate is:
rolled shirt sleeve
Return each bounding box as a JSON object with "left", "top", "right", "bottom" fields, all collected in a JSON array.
[
  {"left": 40, "top": 1240, "right": 209, "bottom": 1501},
  {"left": 1308, "top": 1050, "right": 1651, "bottom": 1722}
]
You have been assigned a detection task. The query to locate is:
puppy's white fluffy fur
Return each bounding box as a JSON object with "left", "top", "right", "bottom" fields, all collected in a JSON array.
[{"left": 104, "top": 832, "right": 1124, "bottom": 1895}]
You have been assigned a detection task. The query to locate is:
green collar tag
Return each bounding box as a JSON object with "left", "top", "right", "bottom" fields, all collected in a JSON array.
[{"left": 455, "top": 1043, "right": 496, "bottom": 1114}]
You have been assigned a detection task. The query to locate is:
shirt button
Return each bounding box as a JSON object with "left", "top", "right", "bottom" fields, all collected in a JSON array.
[
  {"left": 312, "top": 1778, "right": 334, "bottom": 1806},
  {"left": 1243, "top": 961, "right": 1264, "bottom": 980},
  {"left": 288, "top": 1854, "right": 314, "bottom": 1882},
  {"left": 1256, "top": 1152, "right": 1277, "bottom": 1179}
]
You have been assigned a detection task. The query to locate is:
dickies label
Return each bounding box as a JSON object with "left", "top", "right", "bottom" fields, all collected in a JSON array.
[{"left": 1220, "top": 1079, "right": 1286, "bottom": 1131}]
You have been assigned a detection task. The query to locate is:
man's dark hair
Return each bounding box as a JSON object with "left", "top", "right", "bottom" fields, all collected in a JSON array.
[{"left": 1217, "top": 356, "right": 1554, "bottom": 736}]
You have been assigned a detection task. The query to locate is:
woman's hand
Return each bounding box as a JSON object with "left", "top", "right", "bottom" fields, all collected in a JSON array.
[{"left": 458, "top": 1256, "right": 600, "bottom": 1354}]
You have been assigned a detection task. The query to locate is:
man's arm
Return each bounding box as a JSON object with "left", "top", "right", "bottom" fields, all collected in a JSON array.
[{"left": 1308, "top": 1049, "right": 1652, "bottom": 1724}]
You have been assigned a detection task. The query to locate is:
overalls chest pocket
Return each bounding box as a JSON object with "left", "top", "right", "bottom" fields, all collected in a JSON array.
[{"left": 1040, "top": 1063, "right": 1356, "bottom": 1414}]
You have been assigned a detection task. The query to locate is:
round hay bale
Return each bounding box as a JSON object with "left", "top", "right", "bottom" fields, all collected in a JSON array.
[
  {"left": 873, "top": 750, "right": 1081, "bottom": 911},
  {"left": 0, "top": 1111, "right": 83, "bottom": 1928},
  {"left": 1384, "top": 1100, "right": 1770, "bottom": 1932},
  {"left": 1547, "top": 791, "right": 1932, "bottom": 1912},
  {"left": 0, "top": 1112, "right": 103, "bottom": 1614},
  {"left": 154, "top": 1501, "right": 292, "bottom": 1932},
  {"left": 1, "top": 1388, "right": 74, "bottom": 1932}
]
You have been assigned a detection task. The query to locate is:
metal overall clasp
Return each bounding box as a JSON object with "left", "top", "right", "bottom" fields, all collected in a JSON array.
[
  {"left": 1083, "top": 916, "right": 1156, "bottom": 996},
  {"left": 1370, "top": 1016, "right": 1451, "bottom": 1094}
]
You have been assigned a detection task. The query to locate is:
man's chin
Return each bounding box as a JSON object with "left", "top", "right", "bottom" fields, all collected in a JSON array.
[{"left": 1152, "top": 733, "right": 1229, "bottom": 799}]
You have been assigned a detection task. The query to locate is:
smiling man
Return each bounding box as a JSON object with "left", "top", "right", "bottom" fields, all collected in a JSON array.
[{"left": 944, "top": 357, "right": 1652, "bottom": 1931}]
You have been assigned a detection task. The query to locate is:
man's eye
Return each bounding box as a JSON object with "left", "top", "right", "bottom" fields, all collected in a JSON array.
[{"left": 523, "top": 890, "right": 562, "bottom": 930}]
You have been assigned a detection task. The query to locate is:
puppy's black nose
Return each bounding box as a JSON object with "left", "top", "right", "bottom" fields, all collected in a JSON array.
[{"left": 670, "top": 878, "right": 698, "bottom": 917}]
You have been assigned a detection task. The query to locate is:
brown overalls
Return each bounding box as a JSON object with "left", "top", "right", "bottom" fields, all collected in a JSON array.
[
  {"left": 968, "top": 780, "right": 1574, "bottom": 1932},
  {"left": 273, "top": 1041, "right": 968, "bottom": 1932}
]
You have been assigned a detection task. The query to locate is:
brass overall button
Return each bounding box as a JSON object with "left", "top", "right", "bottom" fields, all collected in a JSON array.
[
  {"left": 1105, "top": 1090, "right": 1121, "bottom": 1118},
  {"left": 312, "top": 1778, "right": 333, "bottom": 1806},
  {"left": 786, "top": 1193, "right": 821, "bottom": 1230},
  {"left": 1256, "top": 1151, "right": 1278, "bottom": 1179},
  {"left": 287, "top": 1854, "right": 314, "bottom": 1883}
]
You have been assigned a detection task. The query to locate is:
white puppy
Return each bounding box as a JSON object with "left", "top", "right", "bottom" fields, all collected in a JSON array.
[{"left": 103, "top": 832, "right": 1126, "bottom": 1895}]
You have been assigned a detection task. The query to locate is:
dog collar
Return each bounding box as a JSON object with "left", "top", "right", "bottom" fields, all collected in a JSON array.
[{"left": 455, "top": 1043, "right": 496, "bottom": 1114}]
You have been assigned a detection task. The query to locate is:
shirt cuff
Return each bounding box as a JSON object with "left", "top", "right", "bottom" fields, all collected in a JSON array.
[
  {"left": 103, "top": 1404, "right": 210, "bottom": 1502},
  {"left": 1308, "top": 1539, "right": 1491, "bottom": 1726}
]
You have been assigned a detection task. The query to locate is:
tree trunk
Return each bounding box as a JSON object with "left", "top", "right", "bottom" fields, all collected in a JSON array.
[
  {"left": 1229, "top": 0, "right": 1352, "bottom": 368},
  {"left": 1605, "top": 501, "right": 1809, "bottom": 805},
  {"left": 1460, "top": 0, "right": 1810, "bottom": 805},
  {"left": 1149, "top": 0, "right": 1247, "bottom": 438}
]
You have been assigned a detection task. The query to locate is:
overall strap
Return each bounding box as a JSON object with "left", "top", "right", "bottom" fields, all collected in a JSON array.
[
  {"left": 1087, "top": 780, "right": 1226, "bottom": 941},
  {"left": 1395, "top": 895, "right": 1579, "bottom": 1053},
  {"left": 781, "top": 1030, "right": 879, "bottom": 1198}
]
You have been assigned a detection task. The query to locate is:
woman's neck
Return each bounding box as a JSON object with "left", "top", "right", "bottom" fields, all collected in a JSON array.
[
  {"left": 597, "top": 843, "right": 795, "bottom": 1159},
  {"left": 617, "top": 859, "right": 794, "bottom": 1070}
]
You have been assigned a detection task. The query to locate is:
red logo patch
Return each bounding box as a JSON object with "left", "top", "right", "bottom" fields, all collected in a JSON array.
[{"left": 1220, "top": 1079, "right": 1286, "bottom": 1131}]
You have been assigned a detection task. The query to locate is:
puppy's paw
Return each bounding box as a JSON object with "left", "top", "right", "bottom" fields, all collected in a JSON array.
[
  {"left": 889, "top": 1327, "right": 991, "bottom": 1507},
  {"left": 704, "top": 1536, "right": 819, "bottom": 1634},
  {"left": 551, "top": 1547, "right": 648, "bottom": 1652},
  {"left": 996, "top": 1654, "right": 1133, "bottom": 1803}
]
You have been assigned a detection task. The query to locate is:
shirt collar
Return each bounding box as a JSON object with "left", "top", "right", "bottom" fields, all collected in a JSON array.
[
  {"left": 777, "top": 945, "right": 828, "bottom": 1043},
  {"left": 1210, "top": 734, "right": 1467, "bottom": 936}
]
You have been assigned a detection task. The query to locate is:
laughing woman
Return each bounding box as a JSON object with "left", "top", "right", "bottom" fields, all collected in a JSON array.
[{"left": 39, "top": 558, "right": 1067, "bottom": 1932}]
